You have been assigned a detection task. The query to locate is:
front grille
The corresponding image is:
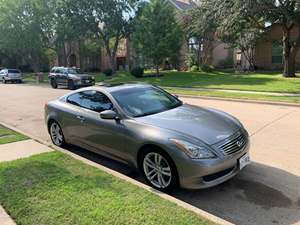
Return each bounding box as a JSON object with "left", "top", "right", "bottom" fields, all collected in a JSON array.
[{"left": 216, "top": 132, "right": 248, "bottom": 155}]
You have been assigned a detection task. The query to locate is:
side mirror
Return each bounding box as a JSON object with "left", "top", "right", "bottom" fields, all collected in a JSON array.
[{"left": 100, "top": 110, "right": 118, "bottom": 120}]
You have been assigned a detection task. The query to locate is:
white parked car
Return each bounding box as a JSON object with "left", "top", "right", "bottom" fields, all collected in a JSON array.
[{"left": 0, "top": 69, "right": 23, "bottom": 83}]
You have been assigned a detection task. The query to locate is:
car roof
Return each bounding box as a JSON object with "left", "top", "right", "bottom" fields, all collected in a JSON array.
[{"left": 76, "top": 83, "right": 153, "bottom": 94}]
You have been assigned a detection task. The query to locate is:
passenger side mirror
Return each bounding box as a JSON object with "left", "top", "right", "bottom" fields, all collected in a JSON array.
[{"left": 100, "top": 110, "right": 118, "bottom": 120}]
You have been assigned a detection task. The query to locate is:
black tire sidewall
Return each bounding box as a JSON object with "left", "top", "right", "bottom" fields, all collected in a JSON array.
[
  {"left": 140, "top": 148, "right": 179, "bottom": 192},
  {"left": 50, "top": 79, "right": 57, "bottom": 88},
  {"left": 68, "top": 79, "right": 76, "bottom": 90}
]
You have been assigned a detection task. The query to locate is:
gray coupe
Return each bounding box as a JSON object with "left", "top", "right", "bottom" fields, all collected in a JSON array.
[{"left": 45, "top": 84, "right": 250, "bottom": 191}]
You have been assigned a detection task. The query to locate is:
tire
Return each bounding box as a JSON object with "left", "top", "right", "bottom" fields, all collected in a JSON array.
[
  {"left": 68, "top": 79, "right": 76, "bottom": 90},
  {"left": 3, "top": 79, "right": 7, "bottom": 84},
  {"left": 49, "top": 120, "right": 66, "bottom": 147},
  {"left": 50, "top": 79, "right": 58, "bottom": 89},
  {"left": 140, "top": 148, "right": 178, "bottom": 192}
]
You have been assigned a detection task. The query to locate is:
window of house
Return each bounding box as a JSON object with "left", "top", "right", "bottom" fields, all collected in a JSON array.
[{"left": 272, "top": 42, "right": 283, "bottom": 64}]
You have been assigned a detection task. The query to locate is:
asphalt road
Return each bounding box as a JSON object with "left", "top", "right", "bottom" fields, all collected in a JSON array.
[{"left": 0, "top": 83, "right": 299, "bottom": 225}]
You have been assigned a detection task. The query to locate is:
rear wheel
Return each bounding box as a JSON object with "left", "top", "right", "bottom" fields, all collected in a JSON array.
[
  {"left": 68, "top": 80, "right": 76, "bottom": 90},
  {"left": 50, "top": 79, "right": 58, "bottom": 89},
  {"left": 49, "top": 121, "right": 66, "bottom": 147},
  {"left": 141, "top": 149, "right": 178, "bottom": 192}
]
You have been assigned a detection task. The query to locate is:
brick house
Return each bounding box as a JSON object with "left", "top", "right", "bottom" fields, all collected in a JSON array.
[
  {"left": 254, "top": 23, "right": 300, "bottom": 70},
  {"left": 169, "top": 0, "right": 234, "bottom": 68}
]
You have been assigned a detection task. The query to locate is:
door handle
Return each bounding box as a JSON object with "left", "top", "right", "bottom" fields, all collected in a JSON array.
[{"left": 76, "top": 115, "right": 85, "bottom": 122}]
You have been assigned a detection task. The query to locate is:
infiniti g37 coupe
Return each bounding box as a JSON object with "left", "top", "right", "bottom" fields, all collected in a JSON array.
[{"left": 45, "top": 84, "right": 250, "bottom": 191}]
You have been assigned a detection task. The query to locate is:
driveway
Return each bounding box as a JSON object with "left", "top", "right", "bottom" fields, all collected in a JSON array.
[{"left": 0, "top": 83, "right": 299, "bottom": 225}]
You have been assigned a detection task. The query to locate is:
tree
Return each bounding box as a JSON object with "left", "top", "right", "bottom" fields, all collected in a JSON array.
[
  {"left": 0, "top": 0, "right": 54, "bottom": 72},
  {"left": 132, "top": 0, "right": 183, "bottom": 75},
  {"left": 251, "top": 0, "right": 300, "bottom": 77},
  {"left": 189, "top": 0, "right": 300, "bottom": 77},
  {"left": 59, "top": 0, "right": 139, "bottom": 72}
]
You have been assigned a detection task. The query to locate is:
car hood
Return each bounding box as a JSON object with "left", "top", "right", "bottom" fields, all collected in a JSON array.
[{"left": 135, "top": 104, "right": 241, "bottom": 145}]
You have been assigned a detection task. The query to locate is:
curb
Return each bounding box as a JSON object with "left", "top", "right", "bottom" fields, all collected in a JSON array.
[
  {"left": 0, "top": 121, "right": 234, "bottom": 225},
  {"left": 174, "top": 94, "right": 300, "bottom": 108}
]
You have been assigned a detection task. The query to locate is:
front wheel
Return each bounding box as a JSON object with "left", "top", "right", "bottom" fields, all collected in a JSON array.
[
  {"left": 141, "top": 149, "right": 178, "bottom": 192},
  {"left": 68, "top": 80, "right": 76, "bottom": 90},
  {"left": 49, "top": 121, "right": 66, "bottom": 147},
  {"left": 50, "top": 79, "right": 58, "bottom": 89}
]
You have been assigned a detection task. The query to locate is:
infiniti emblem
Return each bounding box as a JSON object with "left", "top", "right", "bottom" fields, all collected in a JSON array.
[{"left": 236, "top": 140, "right": 243, "bottom": 147}]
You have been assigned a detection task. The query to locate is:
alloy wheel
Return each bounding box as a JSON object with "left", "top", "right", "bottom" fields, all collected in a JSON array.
[
  {"left": 143, "top": 152, "right": 172, "bottom": 189},
  {"left": 50, "top": 122, "right": 64, "bottom": 146}
]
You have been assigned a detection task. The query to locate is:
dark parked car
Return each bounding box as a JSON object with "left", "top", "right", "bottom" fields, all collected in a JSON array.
[
  {"left": 45, "top": 84, "right": 250, "bottom": 191},
  {"left": 49, "top": 67, "right": 95, "bottom": 90},
  {"left": 0, "top": 69, "right": 23, "bottom": 83}
]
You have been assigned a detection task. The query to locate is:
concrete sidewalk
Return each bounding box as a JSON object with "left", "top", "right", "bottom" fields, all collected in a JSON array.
[
  {"left": 0, "top": 139, "right": 53, "bottom": 225},
  {"left": 162, "top": 86, "right": 300, "bottom": 97},
  {"left": 0, "top": 139, "right": 53, "bottom": 162}
]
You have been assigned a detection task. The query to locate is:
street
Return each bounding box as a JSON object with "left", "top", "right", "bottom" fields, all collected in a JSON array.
[{"left": 0, "top": 83, "right": 299, "bottom": 225}]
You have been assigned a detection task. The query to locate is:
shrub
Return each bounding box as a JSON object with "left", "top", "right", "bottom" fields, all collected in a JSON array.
[
  {"left": 199, "top": 64, "right": 214, "bottom": 72},
  {"left": 190, "top": 65, "right": 199, "bottom": 72},
  {"left": 130, "top": 67, "right": 144, "bottom": 78},
  {"left": 219, "top": 58, "right": 234, "bottom": 69},
  {"left": 103, "top": 68, "right": 113, "bottom": 76},
  {"left": 185, "top": 53, "right": 198, "bottom": 69}
]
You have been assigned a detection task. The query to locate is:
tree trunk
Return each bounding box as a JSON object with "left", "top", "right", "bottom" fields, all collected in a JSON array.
[
  {"left": 282, "top": 26, "right": 296, "bottom": 77},
  {"left": 156, "top": 65, "right": 159, "bottom": 76}
]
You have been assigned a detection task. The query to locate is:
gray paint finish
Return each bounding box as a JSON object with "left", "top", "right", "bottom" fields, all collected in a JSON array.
[{"left": 45, "top": 84, "right": 250, "bottom": 189}]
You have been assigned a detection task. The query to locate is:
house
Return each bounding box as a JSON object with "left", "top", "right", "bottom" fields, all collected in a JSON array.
[
  {"left": 55, "top": 39, "right": 128, "bottom": 72},
  {"left": 253, "top": 23, "right": 300, "bottom": 70},
  {"left": 168, "top": 0, "right": 234, "bottom": 68}
]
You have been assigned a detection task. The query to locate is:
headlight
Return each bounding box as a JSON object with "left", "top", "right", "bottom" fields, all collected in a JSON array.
[{"left": 170, "top": 139, "right": 216, "bottom": 159}]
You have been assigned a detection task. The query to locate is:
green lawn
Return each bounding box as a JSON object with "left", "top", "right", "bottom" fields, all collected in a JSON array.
[
  {"left": 23, "top": 73, "right": 49, "bottom": 83},
  {"left": 0, "top": 125, "right": 28, "bottom": 144},
  {"left": 0, "top": 152, "right": 214, "bottom": 225},
  {"left": 165, "top": 88, "right": 300, "bottom": 104},
  {"left": 94, "top": 70, "right": 300, "bottom": 93}
]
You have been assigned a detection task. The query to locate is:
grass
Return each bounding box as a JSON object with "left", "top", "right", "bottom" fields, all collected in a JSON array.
[
  {"left": 94, "top": 70, "right": 300, "bottom": 93},
  {"left": 0, "top": 125, "right": 28, "bottom": 144},
  {"left": 23, "top": 73, "right": 49, "bottom": 83},
  {"left": 0, "top": 152, "right": 214, "bottom": 225}
]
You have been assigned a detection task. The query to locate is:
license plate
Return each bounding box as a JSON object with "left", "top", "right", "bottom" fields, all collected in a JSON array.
[
  {"left": 85, "top": 80, "right": 90, "bottom": 83},
  {"left": 239, "top": 153, "right": 251, "bottom": 170}
]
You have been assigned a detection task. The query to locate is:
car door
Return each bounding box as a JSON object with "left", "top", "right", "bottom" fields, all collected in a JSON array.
[
  {"left": 77, "top": 90, "right": 127, "bottom": 160},
  {"left": 56, "top": 68, "right": 68, "bottom": 86},
  {"left": 62, "top": 92, "right": 88, "bottom": 146}
]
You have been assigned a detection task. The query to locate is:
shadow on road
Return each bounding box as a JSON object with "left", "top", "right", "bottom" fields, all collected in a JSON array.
[{"left": 63, "top": 144, "right": 300, "bottom": 225}]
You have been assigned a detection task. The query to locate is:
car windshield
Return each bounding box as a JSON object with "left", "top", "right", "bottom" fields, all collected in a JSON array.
[
  {"left": 8, "top": 69, "right": 20, "bottom": 74},
  {"left": 67, "top": 68, "right": 81, "bottom": 74},
  {"left": 111, "top": 86, "right": 182, "bottom": 117}
]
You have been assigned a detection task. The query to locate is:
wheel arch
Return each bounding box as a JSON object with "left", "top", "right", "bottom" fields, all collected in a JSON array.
[{"left": 136, "top": 144, "right": 178, "bottom": 175}]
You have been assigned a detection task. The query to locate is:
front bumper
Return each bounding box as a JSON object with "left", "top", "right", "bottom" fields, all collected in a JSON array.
[
  {"left": 74, "top": 79, "right": 95, "bottom": 87},
  {"left": 4, "top": 77, "right": 22, "bottom": 81},
  {"left": 177, "top": 141, "right": 250, "bottom": 189}
]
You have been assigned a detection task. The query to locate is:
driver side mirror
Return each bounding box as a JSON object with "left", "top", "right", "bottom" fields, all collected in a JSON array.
[{"left": 100, "top": 110, "right": 118, "bottom": 120}]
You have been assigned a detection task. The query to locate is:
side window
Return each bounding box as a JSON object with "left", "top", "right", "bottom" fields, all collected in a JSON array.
[
  {"left": 80, "top": 91, "right": 113, "bottom": 113},
  {"left": 67, "top": 93, "right": 82, "bottom": 107}
]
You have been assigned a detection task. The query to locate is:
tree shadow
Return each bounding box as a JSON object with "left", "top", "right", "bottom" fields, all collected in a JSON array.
[
  {"left": 61, "top": 146, "right": 300, "bottom": 225},
  {"left": 172, "top": 162, "right": 300, "bottom": 225}
]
